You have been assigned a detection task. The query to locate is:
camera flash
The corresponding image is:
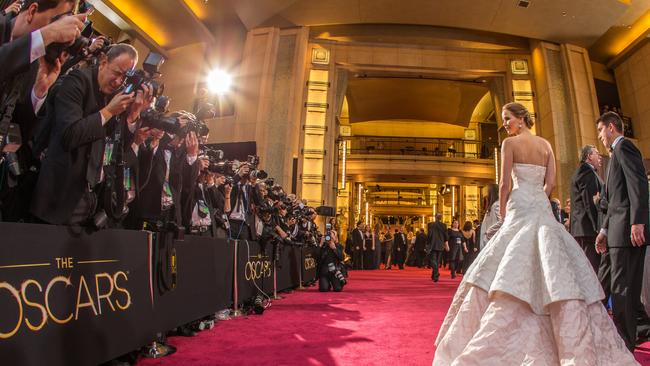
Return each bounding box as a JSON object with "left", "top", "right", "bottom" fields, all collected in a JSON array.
[{"left": 207, "top": 69, "right": 232, "bottom": 94}]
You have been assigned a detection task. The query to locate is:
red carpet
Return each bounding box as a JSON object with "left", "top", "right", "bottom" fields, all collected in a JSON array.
[{"left": 140, "top": 267, "right": 650, "bottom": 366}]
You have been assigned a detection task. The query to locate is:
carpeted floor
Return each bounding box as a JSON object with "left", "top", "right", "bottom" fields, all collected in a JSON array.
[{"left": 140, "top": 267, "right": 650, "bottom": 366}]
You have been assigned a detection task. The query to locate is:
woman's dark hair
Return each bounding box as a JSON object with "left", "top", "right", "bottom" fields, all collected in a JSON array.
[
  {"left": 503, "top": 102, "right": 534, "bottom": 128},
  {"left": 484, "top": 183, "right": 499, "bottom": 215},
  {"left": 463, "top": 221, "right": 473, "bottom": 231}
]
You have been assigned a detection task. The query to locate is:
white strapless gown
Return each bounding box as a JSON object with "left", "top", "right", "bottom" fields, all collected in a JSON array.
[{"left": 433, "top": 164, "right": 639, "bottom": 365}]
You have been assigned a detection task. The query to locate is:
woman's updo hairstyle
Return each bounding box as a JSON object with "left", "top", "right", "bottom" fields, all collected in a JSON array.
[{"left": 502, "top": 102, "right": 534, "bottom": 129}]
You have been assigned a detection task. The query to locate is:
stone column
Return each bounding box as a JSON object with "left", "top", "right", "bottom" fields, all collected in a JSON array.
[{"left": 531, "top": 41, "right": 579, "bottom": 200}]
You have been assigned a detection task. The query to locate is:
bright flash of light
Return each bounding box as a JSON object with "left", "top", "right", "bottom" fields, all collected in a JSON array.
[{"left": 207, "top": 69, "right": 232, "bottom": 94}]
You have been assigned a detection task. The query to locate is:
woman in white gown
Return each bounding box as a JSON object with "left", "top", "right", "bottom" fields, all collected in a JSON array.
[{"left": 433, "top": 102, "right": 638, "bottom": 365}]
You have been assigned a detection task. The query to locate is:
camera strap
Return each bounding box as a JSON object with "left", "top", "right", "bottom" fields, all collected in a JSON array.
[
  {"left": 102, "top": 117, "right": 127, "bottom": 222},
  {"left": 0, "top": 81, "right": 22, "bottom": 153}
]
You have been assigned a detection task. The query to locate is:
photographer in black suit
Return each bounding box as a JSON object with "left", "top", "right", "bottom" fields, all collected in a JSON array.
[
  {"left": 569, "top": 145, "right": 603, "bottom": 273},
  {"left": 427, "top": 213, "right": 449, "bottom": 282},
  {"left": 0, "top": 0, "right": 86, "bottom": 221},
  {"left": 228, "top": 162, "right": 256, "bottom": 240},
  {"left": 318, "top": 227, "right": 345, "bottom": 292},
  {"left": 31, "top": 44, "right": 151, "bottom": 225},
  {"left": 595, "top": 111, "right": 649, "bottom": 351},
  {"left": 0, "top": 0, "right": 85, "bottom": 83}
]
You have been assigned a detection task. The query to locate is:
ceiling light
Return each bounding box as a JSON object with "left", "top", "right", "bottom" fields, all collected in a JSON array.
[
  {"left": 207, "top": 69, "right": 232, "bottom": 94},
  {"left": 517, "top": 0, "right": 531, "bottom": 8}
]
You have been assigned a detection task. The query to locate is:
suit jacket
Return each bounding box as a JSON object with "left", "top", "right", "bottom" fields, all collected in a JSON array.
[
  {"left": 351, "top": 228, "right": 364, "bottom": 251},
  {"left": 570, "top": 163, "right": 602, "bottom": 237},
  {"left": 414, "top": 232, "right": 427, "bottom": 252},
  {"left": 135, "top": 141, "right": 187, "bottom": 224},
  {"left": 0, "top": 14, "right": 32, "bottom": 83},
  {"left": 393, "top": 232, "right": 407, "bottom": 254},
  {"left": 427, "top": 221, "right": 448, "bottom": 251},
  {"left": 603, "top": 138, "right": 649, "bottom": 247},
  {"left": 31, "top": 67, "right": 107, "bottom": 224}
]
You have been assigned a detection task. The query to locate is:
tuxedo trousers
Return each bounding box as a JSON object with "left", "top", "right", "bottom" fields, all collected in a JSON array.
[{"left": 598, "top": 245, "right": 647, "bottom": 350}]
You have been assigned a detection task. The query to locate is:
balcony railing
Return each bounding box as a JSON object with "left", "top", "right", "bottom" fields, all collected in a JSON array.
[{"left": 347, "top": 136, "right": 499, "bottom": 159}]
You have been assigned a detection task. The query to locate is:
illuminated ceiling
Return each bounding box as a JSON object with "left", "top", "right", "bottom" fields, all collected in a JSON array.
[
  {"left": 94, "top": 0, "right": 650, "bottom": 64},
  {"left": 346, "top": 78, "right": 489, "bottom": 126}
]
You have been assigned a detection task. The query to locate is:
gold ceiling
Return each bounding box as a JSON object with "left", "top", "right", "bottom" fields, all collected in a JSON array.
[
  {"left": 95, "top": 0, "right": 650, "bottom": 65},
  {"left": 346, "top": 78, "right": 490, "bottom": 126}
]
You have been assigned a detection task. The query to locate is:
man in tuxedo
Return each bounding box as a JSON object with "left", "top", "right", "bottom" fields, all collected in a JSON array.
[
  {"left": 31, "top": 44, "right": 150, "bottom": 225},
  {"left": 351, "top": 221, "right": 364, "bottom": 270},
  {"left": 569, "top": 144, "right": 603, "bottom": 273},
  {"left": 414, "top": 228, "right": 428, "bottom": 267},
  {"left": 595, "top": 111, "right": 648, "bottom": 351},
  {"left": 392, "top": 227, "right": 407, "bottom": 270},
  {"left": 428, "top": 213, "right": 449, "bottom": 282}
]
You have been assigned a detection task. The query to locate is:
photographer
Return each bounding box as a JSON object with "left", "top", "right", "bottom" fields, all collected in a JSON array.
[
  {"left": 228, "top": 162, "right": 255, "bottom": 240},
  {"left": 205, "top": 171, "right": 231, "bottom": 238},
  {"left": 0, "top": 0, "right": 86, "bottom": 82},
  {"left": 131, "top": 126, "right": 197, "bottom": 229},
  {"left": 0, "top": 1, "right": 87, "bottom": 221},
  {"left": 31, "top": 44, "right": 151, "bottom": 225},
  {"left": 318, "top": 227, "right": 345, "bottom": 292}
]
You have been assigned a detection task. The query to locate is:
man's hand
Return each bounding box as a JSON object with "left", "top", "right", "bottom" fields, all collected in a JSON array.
[
  {"left": 34, "top": 56, "right": 63, "bottom": 98},
  {"left": 185, "top": 131, "right": 199, "bottom": 157},
  {"left": 87, "top": 37, "right": 107, "bottom": 53},
  {"left": 328, "top": 241, "right": 336, "bottom": 250},
  {"left": 330, "top": 230, "right": 339, "bottom": 244},
  {"left": 40, "top": 13, "right": 88, "bottom": 46},
  {"left": 631, "top": 224, "right": 646, "bottom": 247},
  {"left": 4, "top": 1, "right": 22, "bottom": 16},
  {"left": 444, "top": 242, "right": 450, "bottom": 252},
  {"left": 127, "top": 84, "right": 153, "bottom": 124},
  {"left": 595, "top": 233, "right": 607, "bottom": 254},
  {"left": 100, "top": 92, "right": 135, "bottom": 121},
  {"left": 133, "top": 127, "right": 150, "bottom": 146},
  {"left": 199, "top": 157, "right": 209, "bottom": 171},
  {"left": 593, "top": 191, "right": 601, "bottom": 205}
]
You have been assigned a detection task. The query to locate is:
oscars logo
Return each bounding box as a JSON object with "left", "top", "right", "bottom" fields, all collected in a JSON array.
[
  {"left": 244, "top": 255, "right": 271, "bottom": 281},
  {"left": 304, "top": 255, "right": 316, "bottom": 271},
  {"left": 0, "top": 271, "right": 131, "bottom": 339}
]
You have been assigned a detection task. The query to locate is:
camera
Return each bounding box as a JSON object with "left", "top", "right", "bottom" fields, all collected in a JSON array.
[
  {"left": 327, "top": 262, "right": 347, "bottom": 285},
  {"left": 244, "top": 155, "right": 268, "bottom": 180},
  {"left": 123, "top": 52, "right": 165, "bottom": 96},
  {"left": 325, "top": 223, "right": 332, "bottom": 242},
  {"left": 44, "top": 1, "right": 94, "bottom": 64}
]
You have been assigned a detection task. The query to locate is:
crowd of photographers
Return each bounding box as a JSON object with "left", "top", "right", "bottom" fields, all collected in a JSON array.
[
  {"left": 0, "top": 0, "right": 327, "bottom": 244},
  {"left": 0, "top": 0, "right": 348, "bottom": 363}
]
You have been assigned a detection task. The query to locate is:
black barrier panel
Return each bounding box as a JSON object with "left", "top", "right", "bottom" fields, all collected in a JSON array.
[
  {"left": 0, "top": 223, "right": 154, "bottom": 366},
  {"left": 235, "top": 240, "right": 273, "bottom": 305},
  {"left": 302, "top": 246, "right": 318, "bottom": 284},
  {"left": 152, "top": 236, "right": 234, "bottom": 332},
  {"left": 276, "top": 246, "right": 301, "bottom": 292}
]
